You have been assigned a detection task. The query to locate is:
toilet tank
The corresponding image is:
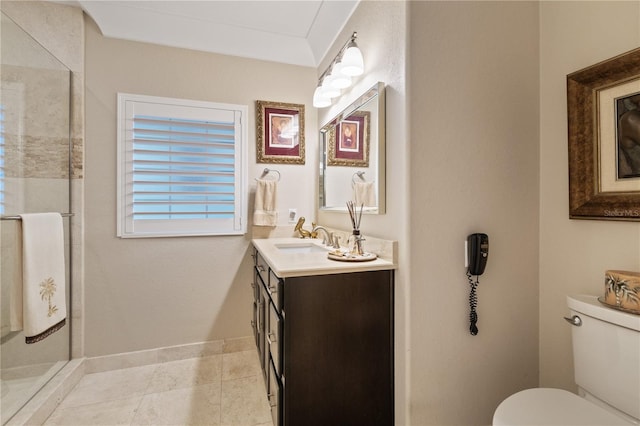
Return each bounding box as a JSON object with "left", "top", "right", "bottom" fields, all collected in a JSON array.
[{"left": 567, "top": 295, "right": 640, "bottom": 422}]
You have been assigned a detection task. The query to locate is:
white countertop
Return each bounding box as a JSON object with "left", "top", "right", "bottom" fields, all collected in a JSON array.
[{"left": 252, "top": 237, "right": 396, "bottom": 278}]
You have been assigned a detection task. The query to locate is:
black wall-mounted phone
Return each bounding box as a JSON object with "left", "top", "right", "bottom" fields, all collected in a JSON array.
[
  {"left": 466, "top": 233, "right": 489, "bottom": 336},
  {"left": 467, "top": 233, "right": 489, "bottom": 276}
]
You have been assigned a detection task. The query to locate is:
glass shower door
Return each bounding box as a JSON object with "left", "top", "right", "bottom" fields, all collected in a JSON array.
[{"left": 0, "top": 12, "right": 72, "bottom": 424}]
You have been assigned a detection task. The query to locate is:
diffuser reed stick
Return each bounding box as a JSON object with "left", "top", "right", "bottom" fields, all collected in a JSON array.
[{"left": 346, "top": 201, "right": 364, "bottom": 254}]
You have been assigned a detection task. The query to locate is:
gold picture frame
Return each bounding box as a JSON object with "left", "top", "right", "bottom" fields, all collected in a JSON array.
[
  {"left": 567, "top": 47, "right": 640, "bottom": 221},
  {"left": 256, "top": 100, "right": 305, "bottom": 165},
  {"left": 327, "top": 111, "right": 370, "bottom": 167}
]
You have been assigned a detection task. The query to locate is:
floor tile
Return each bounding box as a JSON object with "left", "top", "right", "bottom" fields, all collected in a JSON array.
[
  {"left": 43, "top": 396, "right": 141, "bottom": 426},
  {"left": 58, "top": 365, "right": 156, "bottom": 409},
  {"left": 146, "top": 354, "right": 222, "bottom": 394},
  {"left": 221, "top": 375, "right": 272, "bottom": 426},
  {"left": 131, "top": 383, "right": 221, "bottom": 426},
  {"left": 43, "top": 350, "right": 271, "bottom": 426},
  {"left": 222, "top": 350, "right": 261, "bottom": 381}
]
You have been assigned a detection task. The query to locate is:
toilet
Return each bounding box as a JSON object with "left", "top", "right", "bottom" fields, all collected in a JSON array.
[{"left": 494, "top": 294, "right": 640, "bottom": 425}]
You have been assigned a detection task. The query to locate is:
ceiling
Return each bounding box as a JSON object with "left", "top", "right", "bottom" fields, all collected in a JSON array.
[{"left": 72, "top": 0, "right": 359, "bottom": 67}]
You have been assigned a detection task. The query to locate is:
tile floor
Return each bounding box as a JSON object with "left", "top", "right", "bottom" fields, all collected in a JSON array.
[{"left": 43, "top": 350, "right": 273, "bottom": 426}]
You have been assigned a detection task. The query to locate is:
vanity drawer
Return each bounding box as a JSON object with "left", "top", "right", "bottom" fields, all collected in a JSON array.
[
  {"left": 268, "top": 270, "right": 282, "bottom": 311},
  {"left": 255, "top": 251, "right": 269, "bottom": 285},
  {"left": 268, "top": 301, "right": 282, "bottom": 376}
]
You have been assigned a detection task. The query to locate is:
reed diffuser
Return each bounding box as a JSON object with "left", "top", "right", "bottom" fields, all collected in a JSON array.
[{"left": 346, "top": 201, "right": 364, "bottom": 255}]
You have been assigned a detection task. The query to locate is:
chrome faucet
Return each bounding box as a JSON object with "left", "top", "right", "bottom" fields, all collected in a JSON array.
[{"left": 311, "top": 225, "right": 331, "bottom": 246}]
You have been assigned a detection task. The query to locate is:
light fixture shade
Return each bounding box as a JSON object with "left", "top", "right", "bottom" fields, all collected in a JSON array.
[
  {"left": 313, "top": 86, "right": 331, "bottom": 108},
  {"left": 320, "top": 75, "right": 340, "bottom": 98},
  {"left": 341, "top": 43, "right": 364, "bottom": 76},
  {"left": 329, "top": 62, "right": 352, "bottom": 89}
]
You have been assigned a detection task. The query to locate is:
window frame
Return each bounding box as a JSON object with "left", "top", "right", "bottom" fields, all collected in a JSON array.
[{"left": 116, "top": 93, "right": 248, "bottom": 238}]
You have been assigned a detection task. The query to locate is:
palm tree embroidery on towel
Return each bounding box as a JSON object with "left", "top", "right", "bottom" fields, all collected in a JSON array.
[{"left": 39, "top": 277, "right": 58, "bottom": 317}]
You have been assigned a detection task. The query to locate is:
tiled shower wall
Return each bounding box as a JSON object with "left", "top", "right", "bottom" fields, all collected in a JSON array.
[{"left": 1, "top": 0, "right": 85, "bottom": 359}]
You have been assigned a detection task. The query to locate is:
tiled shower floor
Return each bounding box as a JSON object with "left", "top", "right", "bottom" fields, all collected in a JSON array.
[
  {"left": 1, "top": 361, "right": 66, "bottom": 425},
  {"left": 43, "top": 350, "right": 272, "bottom": 426},
  {"left": 2, "top": 375, "right": 42, "bottom": 423}
]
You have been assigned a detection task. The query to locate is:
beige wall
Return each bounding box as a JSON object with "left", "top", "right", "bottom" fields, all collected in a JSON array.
[
  {"left": 408, "top": 2, "right": 540, "bottom": 424},
  {"left": 84, "top": 17, "right": 317, "bottom": 357},
  {"left": 539, "top": 1, "right": 640, "bottom": 391}
]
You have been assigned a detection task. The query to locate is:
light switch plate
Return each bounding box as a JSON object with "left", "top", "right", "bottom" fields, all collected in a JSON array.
[{"left": 288, "top": 209, "right": 297, "bottom": 223}]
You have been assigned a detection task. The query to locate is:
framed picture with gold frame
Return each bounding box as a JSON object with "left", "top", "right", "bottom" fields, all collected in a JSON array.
[
  {"left": 327, "top": 111, "right": 370, "bottom": 167},
  {"left": 256, "top": 100, "right": 305, "bottom": 164},
  {"left": 567, "top": 47, "right": 640, "bottom": 221}
]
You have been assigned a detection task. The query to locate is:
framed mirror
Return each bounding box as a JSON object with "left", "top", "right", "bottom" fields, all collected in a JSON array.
[{"left": 319, "top": 82, "right": 386, "bottom": 213}]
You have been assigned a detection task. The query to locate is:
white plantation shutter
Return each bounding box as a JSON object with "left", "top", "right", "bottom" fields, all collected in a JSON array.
[{"left": 117, "top": 93, "right": 247, "bottom": 237}]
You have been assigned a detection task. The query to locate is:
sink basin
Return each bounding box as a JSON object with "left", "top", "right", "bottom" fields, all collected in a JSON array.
[{"left": 274, "top": 242, "right": 329, "bottom": 253}]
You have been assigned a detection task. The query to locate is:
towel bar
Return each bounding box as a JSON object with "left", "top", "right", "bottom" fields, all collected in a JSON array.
[
  {"left": 351, "top": 171, "right": 367, "bottom": 187},
  {"left": 256, "top": 168, "right": 281, "bottom": 181},
  {"left": 0, "top": 213, "right": 74, "bottom": 221}
]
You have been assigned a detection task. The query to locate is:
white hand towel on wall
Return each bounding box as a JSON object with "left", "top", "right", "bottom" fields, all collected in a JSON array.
[
  {"left": 17, "top": 213, "right": 67, "bottom": 344},
  {"left": 254, "top": 179, "right": 278, "bottom": 226},
  {"left": 353, "top": 181, "right": 376, "bottom": 207}
]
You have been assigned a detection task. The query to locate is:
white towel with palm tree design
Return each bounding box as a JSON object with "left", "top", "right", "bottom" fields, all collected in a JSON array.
[{"left": 17, "top": 213, "right": 67, "bottom": 343}]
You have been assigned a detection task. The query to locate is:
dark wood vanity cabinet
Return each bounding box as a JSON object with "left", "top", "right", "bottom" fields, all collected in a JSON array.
[{"left": 252, "top": 248, "right": 394, "bottom": 426}]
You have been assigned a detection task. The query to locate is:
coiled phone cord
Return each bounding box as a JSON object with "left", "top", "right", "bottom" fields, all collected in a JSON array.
[{"left": 467, "top": 270, "right": 479, "bottom": 335}]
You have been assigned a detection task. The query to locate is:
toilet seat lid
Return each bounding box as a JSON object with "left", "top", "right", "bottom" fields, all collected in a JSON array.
[{"left": 493, "top": 388, "right": 630, "bottom": 426}]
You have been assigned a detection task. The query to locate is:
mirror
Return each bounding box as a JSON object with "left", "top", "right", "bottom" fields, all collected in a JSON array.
[{"left": 319, "top": 82, "right": 385, "bottom": 213}]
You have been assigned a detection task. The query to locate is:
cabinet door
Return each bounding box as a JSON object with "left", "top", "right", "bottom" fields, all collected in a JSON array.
[
  {"left": 259, "top": 280, "right": 270, "bottom": 387},
  {"left": 251, "top": 251, "right": 259, "bottom": 347},
  {"left": 283, "top": 270, "right": 394, "bottom": 425},
  {"left": 251, "top": 278, "right": 260, "bottom": 349},
  {"left": 253, "top": 268, "right": 268, "bottom": 387},
  {"left": 268, "top": 357, "right": 282, "bottom": 426},
  {"left": 268, "top": 301, "right": 282, "bottom": 376}
]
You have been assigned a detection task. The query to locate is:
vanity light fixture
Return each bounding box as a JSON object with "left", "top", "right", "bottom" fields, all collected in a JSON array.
[
  {"left": 313, "top": 85, "right": 331, "bottom": 108},
  {"left": 313, "top": 32, "right": 364, "bottom": 108},
  {"left": 321, "top": 74, "right": 341, "bottom": 98},
  {"left": 340, "top": 38, "right": 365, "bottom": 76},
  {"left": 329, "top": 62, "right": 352, "bottom": 89}
]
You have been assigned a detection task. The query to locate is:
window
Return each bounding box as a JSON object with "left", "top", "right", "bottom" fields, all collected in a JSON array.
[{"left": 117, "top": 93, "right": 247, "bottom": 238}]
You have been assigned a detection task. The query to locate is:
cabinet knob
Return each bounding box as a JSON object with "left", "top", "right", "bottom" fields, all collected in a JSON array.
[{"left": 257, "top": 265, "right": 265, "bottom": 272}]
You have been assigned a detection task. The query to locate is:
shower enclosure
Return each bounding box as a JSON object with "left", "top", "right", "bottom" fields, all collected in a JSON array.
[{"left": 0, "top": 12, "right": 72, "bottom": 424}]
